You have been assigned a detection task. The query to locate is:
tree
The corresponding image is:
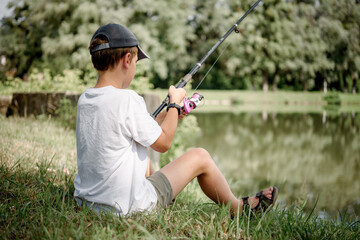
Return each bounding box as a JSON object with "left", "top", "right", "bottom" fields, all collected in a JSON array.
[
  {"left": 0, "top": 0, "right": 94, "bottom": 78},
  {"left": 0, "top": 0, "right": 197, "bottom": 88},
  {"left": 130, "top": 0, "right": 197, "bottom": 88},
  {"left": 316, "top": 0, "right": 360, "bottom": 92},
  {"left": 290, "top": 1, "right": 333, "bottom": 90},
  {"left": 0, "top": 0, "right": 359, "bottom": 91}
]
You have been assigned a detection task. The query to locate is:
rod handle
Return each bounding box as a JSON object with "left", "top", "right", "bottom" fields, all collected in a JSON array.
[
  {"left": 152, "top": 75, "right": 192, "bottom": 118},
  {"left": 152, "top": 100, "right": 169, "bottom": 118}
]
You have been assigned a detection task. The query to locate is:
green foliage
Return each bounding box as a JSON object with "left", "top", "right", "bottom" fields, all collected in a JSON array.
[
  {"left": 0, "top": 0, "right": 359, "bottom": 92},
  {"left": 129, "top": 64, "right": 154, "bottom": 94},
  {"left": 322, "top": 91, "right": 341, "bottom": 112},
  {"left": 54, "top": 98, "right": 77, "bottom": 130},
  {"left": 160, "top": 115, "right": 201, "bottom": 168},
  {"left": 0, "top": 67, "right": 94, "bottom": 95},
  {"left": 322, "top": 92, "right": 341, "bottom": 106},
  {"left": 0, "top": 63, "right": 153, "bottom": 94},
  {"left": 317, "top": 0, "right": 360, "bottom": 92}
]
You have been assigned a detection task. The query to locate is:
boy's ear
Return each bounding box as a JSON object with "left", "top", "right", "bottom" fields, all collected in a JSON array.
[{"left": 121, "top": 53, "right": 132, "bottom": 69}]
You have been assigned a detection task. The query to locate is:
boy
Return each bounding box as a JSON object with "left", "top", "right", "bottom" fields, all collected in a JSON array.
[{"left": 74, "top": 23, "right": 278, "bottom": 216}]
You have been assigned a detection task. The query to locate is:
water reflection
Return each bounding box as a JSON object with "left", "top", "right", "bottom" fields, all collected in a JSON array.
[{"left": 193, "top": 112, "right": 360, "bottom": 218}]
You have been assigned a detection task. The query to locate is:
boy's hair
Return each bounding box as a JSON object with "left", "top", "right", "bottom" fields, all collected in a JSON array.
[{"left": 89, "top": 35, "right": 138, "bottom": 71}]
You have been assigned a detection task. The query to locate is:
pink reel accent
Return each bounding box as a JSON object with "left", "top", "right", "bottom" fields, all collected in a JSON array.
[{"left": 183, "top": 93, "right": 203, "bottom": 114}]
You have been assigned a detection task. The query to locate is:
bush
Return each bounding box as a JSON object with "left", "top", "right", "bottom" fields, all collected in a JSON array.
[
  {"left": 322, "top": 92, "right": 341, "bottom": 112},
  {"left": 130, "top": 64, "right": 154, "bottom": 94},
  {"left": 0, "top": 67, "right": 95, "bottom": 95},
  {"left": 54, "top": 98, "right": 77, "bottom": 131},
  {"left": 322, "top": 92, "right": 341, "bottom": 106}
]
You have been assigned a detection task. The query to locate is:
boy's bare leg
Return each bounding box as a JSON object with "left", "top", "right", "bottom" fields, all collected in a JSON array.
[{"left": 160, "top": 148, "right": 274, "bottom": 214}]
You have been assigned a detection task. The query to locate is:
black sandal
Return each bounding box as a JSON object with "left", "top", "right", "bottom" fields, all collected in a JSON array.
[{"left": 242, "top": 187, "right": 278, "bottom": 216}]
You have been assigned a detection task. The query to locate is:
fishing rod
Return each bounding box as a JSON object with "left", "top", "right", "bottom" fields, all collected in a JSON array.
[{"left": 152, "top": 0, "right": 262, "bottom": 118}]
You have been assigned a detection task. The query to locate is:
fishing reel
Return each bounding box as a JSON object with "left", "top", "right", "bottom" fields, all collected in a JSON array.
[{"left": 183, "top": 92, "right": 204, "bottom": 115}]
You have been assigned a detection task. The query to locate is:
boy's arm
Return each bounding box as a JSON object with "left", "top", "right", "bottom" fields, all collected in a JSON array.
[
  {"left": 154, "top": 110, "right": 167, "bottom": 125},
  {"left": 151, "top": 86, "right": 186, "bottom": 153},
  {"left": 155, "top": 107, "right": 186, "bottom": 125}
]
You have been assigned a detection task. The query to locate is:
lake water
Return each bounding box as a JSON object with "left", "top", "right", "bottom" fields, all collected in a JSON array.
[{"left": 193, "top": 111, "right": 360, "bottom": 219}]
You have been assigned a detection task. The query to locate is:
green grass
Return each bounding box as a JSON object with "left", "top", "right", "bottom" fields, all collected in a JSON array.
[{"left": 1, "top": 117, "right": 359, "bottom": 239}]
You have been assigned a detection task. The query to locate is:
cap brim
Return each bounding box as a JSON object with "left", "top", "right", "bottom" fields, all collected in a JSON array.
[{"left": 137, "top": 45, "right": 150, "bottom": 61}]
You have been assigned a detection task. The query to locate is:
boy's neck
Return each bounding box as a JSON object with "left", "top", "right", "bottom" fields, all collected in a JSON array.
[{"left": 94, "top": 67, "right": 128, "bottom": 89}]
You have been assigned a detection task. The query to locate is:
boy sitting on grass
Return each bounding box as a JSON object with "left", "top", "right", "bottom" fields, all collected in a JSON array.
[{"left": 74, "top": 23, "right": 278, "bottom": 217}]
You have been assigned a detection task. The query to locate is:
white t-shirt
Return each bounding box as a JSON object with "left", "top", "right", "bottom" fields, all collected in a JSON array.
[{"left": 74, "top": 86, "right": 162, "bottom": 216}]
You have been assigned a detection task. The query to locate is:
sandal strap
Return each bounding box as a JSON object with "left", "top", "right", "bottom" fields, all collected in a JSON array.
[
  {"left": 241, "top": 196, "right": 249, "bottom": 206},
  {"left": 253, "top": 188, "right": 276, "bottom": 212},
  {"left": 242, "top": 187, "right": 278, "bottom": 218},
  {"left": 256, "top": 190, "right": 264, "bottom": 200},
  {"left": 240, "top": 187, "right": 278, "bottom": 217}
]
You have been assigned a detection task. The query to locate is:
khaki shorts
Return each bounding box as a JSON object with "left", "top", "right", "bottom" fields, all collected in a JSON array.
[{"left": 147, "top": 171, "right": 174, "bottom": 208}]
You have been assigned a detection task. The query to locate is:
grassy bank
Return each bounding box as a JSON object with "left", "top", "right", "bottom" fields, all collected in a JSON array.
[
  {"left": 150, "top": 89, "right": 360, "bottom": 113},
  {"left": 1, "top": 117, "right": 359, "bottom": 239}
]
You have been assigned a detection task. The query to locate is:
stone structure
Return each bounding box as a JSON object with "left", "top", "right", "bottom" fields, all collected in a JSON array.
[
  {"left": 9, "top": 92, "right": 79, "bottom": 117},
  {"left": 0, "top": 95, "right": 12, "bottom": 117}
]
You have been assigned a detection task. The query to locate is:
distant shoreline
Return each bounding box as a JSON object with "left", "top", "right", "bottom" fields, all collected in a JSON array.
[{"left": 150, "top": 89, "right": 360, "bottom": 113}]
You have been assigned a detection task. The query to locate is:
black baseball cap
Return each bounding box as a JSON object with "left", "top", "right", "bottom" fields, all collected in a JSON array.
[{"left": 89, "top": 23, "right": 150, "bottom": 61}]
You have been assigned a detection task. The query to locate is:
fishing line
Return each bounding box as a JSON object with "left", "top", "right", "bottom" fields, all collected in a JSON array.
[
  {"left": 193, "top": 2, "right": 263, "bottom": 92},
  {"left": 193, "top": 40, "right": 233, "bottom": 91}
]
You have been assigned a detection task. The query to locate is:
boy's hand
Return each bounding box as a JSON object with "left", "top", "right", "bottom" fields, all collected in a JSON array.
[
  {"left": 168, "top": 85, "right": 186, "bottom": 105},
  {"left": 178, "top": 109, "right": 187, "bottom": 120}
]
